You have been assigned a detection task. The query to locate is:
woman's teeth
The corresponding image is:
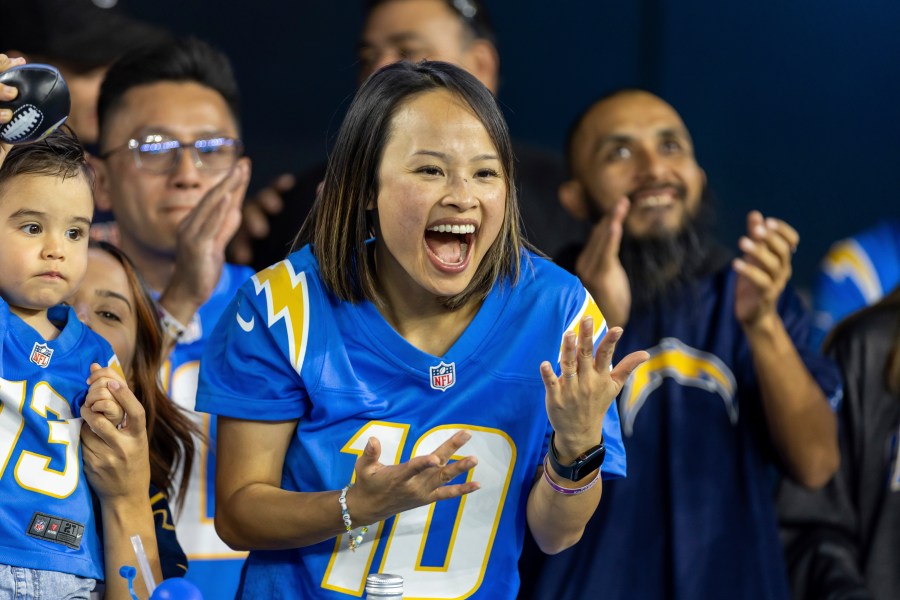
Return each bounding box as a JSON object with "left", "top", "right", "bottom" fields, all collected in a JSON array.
[{"left": 427, "top": 224, "right": 476, "bottom": 234}]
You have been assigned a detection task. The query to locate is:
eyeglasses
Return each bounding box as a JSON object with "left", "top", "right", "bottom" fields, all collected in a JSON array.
[
  {"left": 100, "top": 134, "right": 243, "bottom": 174},
  {"left": 447, "top": 0, "right": 493, "bottom": 43}
]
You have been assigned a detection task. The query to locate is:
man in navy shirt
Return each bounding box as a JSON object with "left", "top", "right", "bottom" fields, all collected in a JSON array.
[{"left": 519, "top": 89, "right": 842, "bottom": 600}]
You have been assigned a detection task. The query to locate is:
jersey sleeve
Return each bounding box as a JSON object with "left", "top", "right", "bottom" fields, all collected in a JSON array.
[
  {"left": 196, "top": 285, "right": 310, "bottom": 421},
  {"left": 555, "top": 288, "right": 627, "bottom": 480},
  {"left": 780, "top": 285, "right": 843, "bottom": 411}
]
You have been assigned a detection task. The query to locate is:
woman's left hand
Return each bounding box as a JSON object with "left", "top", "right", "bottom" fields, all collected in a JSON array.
[
  {"left": 80, "top": 378, "right": 150, "bottom": 503},
  {"left": 540, "top": 316, "right": 648, "bottom": 464}
]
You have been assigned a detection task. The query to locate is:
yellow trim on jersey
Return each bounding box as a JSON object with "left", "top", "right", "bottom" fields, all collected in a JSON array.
[{"left": 559, "top": 293, "right": 607, "bottom": 362}]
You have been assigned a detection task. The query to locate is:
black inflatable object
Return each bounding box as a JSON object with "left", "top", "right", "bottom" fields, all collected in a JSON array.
[{"left": 0, "top": 64, "right": 71, "bottom": 144}]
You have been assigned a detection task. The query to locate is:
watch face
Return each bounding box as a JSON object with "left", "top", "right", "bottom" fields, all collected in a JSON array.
[{"left": 549, "top": 433, "right": 605, "bottom": 481}]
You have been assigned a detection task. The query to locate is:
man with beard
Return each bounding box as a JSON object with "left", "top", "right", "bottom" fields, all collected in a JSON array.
[{"left": 517, "top": 89, "right": 842, "bottom": 600}]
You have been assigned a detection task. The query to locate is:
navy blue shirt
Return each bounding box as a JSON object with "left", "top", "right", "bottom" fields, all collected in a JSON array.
[{"left": 520, "top": 265, "right": 842, "bottom": 600}]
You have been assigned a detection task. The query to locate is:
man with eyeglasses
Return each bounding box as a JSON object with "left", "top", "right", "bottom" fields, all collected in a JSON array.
[
  {"left": 237, "top": 0, "right": 583, "bottom": 269},
  {"left": 91, "top": 37, "right": 253, "bottom": 600}
]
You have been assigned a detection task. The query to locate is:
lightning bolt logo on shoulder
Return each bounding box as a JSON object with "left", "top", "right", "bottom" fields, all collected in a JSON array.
[{"left": 252, "top": 260, "right": 310, "bottom": 374}]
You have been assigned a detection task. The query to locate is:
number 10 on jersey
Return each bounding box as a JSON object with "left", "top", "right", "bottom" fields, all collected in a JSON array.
[{"left": 322, "top": 421, "right": 516, "bottom": 598}]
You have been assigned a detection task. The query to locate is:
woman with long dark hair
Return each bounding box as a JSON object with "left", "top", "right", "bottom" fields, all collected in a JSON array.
[{"left": 72, "top": 241, "right": 199, "bottom": 599}]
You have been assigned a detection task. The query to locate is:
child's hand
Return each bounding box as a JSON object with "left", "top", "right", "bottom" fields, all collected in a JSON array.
[{"left": 86, "top": 363, "right": 128, "bottom": 428}]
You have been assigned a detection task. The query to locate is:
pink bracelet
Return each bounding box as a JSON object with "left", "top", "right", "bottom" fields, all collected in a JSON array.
[{"left": 542, "top": 454, "right": 601, "bottom": 495}]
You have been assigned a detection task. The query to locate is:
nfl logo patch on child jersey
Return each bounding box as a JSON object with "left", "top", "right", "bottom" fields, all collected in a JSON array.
[
  {"left": 430, "top": 361, "right": 456, "bottom": 392},
  {"left": 30, "top": 342, "right": 53, "bottom": 368}
]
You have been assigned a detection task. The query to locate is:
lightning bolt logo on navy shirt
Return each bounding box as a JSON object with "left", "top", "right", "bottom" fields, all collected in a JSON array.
[{"left": 619, "top": 337, "right": 738, "bottom": 436}]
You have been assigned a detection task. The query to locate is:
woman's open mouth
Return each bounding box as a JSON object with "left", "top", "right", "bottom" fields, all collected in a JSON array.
[{"left": 424, "top": 223, "right": 476, "bottom": 273}]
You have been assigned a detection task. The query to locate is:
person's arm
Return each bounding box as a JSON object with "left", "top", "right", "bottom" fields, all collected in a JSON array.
[
  {"left": 526, "top": 318, "right": 647, "bottom": 554},
  {"left": 733, "top": 211, "right": 839, "bottom": 488},
  {"left": 80, "top": 380, "right": 162, "bottom": 600},
  {"left": 214, "top": 417, "right": 480, "bottom": 551}
]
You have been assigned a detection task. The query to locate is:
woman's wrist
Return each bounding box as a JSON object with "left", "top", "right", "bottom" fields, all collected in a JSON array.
[
  {"left": 101, "top": 494, "right": 154, "bottom": 526},
  {"left": 551, "top": 425, "right": 605, "bottom": 465}
]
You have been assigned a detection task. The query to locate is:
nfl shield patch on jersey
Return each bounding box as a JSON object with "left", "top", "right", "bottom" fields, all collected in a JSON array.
[
  {"left": 430, "top": 361, "right": 456, "bottom": 392},
  {"left": 30, "top": 342, "right": 53, "bottom": 368}
]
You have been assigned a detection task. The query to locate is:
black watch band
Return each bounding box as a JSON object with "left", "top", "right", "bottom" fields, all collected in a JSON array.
[{"left": 547, "top": 432, "right": 605, "bottom": 482}]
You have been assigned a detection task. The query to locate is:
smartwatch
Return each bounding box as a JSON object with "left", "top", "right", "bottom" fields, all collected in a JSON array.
[{"left": 547, "top": 432, "right": 605, "bottom": 481}]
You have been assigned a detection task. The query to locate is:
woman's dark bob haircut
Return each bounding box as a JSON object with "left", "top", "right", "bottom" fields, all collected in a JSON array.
[{"left": 297, "top": 60, "right": 522, "bottom": 310}]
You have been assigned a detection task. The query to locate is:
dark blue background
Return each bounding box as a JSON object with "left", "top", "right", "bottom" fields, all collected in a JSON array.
[{"left": 125, "top": 0, "right": 900, "bottom": 292}]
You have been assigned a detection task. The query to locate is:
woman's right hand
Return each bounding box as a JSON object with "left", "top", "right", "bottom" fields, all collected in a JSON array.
[{"left": 347, "top": 430, "right": 480, "bottom": 526}]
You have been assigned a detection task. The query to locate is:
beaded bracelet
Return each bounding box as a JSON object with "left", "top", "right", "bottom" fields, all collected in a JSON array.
[
  {"left": 542, "top": 454, "right": 601, "bottom": 496},
  {"left": 339, "top": 485, "right": 368, "bottom": 551}
]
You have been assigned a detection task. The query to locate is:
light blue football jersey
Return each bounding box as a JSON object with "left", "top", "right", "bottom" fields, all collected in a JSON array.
[
  {"left": 196, "top": 246, "right": 626, "bottom": 599},
  {"left": 0, "top": 299, "right": 117, "bottom": 579},
  {"left": 160, "top": 262, "right": 253, "bottom": 599},
  {"left": 811, "top": 219, "right": 900, "bottom": 349}
]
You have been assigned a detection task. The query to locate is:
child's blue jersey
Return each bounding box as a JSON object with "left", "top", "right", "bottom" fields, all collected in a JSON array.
[
  {"left": 0, "top": 299, "right": 117, "bottom": 580},
  {"left": 196, "top": 246, "right": 626, "bottom": 599},
  {"left": 160, "top": 262, "right": 253, "bottom": 599}
]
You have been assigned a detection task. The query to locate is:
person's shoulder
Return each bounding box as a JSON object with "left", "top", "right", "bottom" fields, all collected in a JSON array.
[
  {"left": 265, "top": 245, "right": 321, "bottom": 281},
  {"left": 512, "top": 249, "right": 589, "bottom": 310},
  {"left": 823, "top": 218, "right": 900, "bottom": 261},
  {"left": 239, "top": 245, "right": 326, "bottom": 308},
  {"left": 851, "top": 218, "right": 900, "bottom": 247},
  {"left": 828, "top": 299, "right": 900, "bottom": 352},
  {"left": 520, "top": 248, "right": 580, "bottom": 286},
  {"left": 53, "top": 305, "right": 116, "bottom": 359}
]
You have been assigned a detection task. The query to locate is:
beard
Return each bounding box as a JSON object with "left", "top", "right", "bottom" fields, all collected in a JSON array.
[{"left": 618, "top": 189, "right": 727, "bottom": 309}]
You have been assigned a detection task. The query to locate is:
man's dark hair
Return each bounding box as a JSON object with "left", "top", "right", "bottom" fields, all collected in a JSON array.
[
  {"left": 1, "top": 0, "right": 170, "bottom": 73},
  {"left": 97, "top": 37, "right": 241, "bottom": 147},
  {"left": 0, "top": 127, "right": 92, "bottom": 195},
  {"left": 364, "top": 0, "right": 496, "bottom": 44}
]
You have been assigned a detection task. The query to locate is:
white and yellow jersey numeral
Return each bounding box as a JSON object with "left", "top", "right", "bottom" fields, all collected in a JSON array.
[
  {"left": 322, "top": 421, "right": 516, "bottom": 599},
  {"left": 1, "top": 378, "right": 81, "bottom": 498}
]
